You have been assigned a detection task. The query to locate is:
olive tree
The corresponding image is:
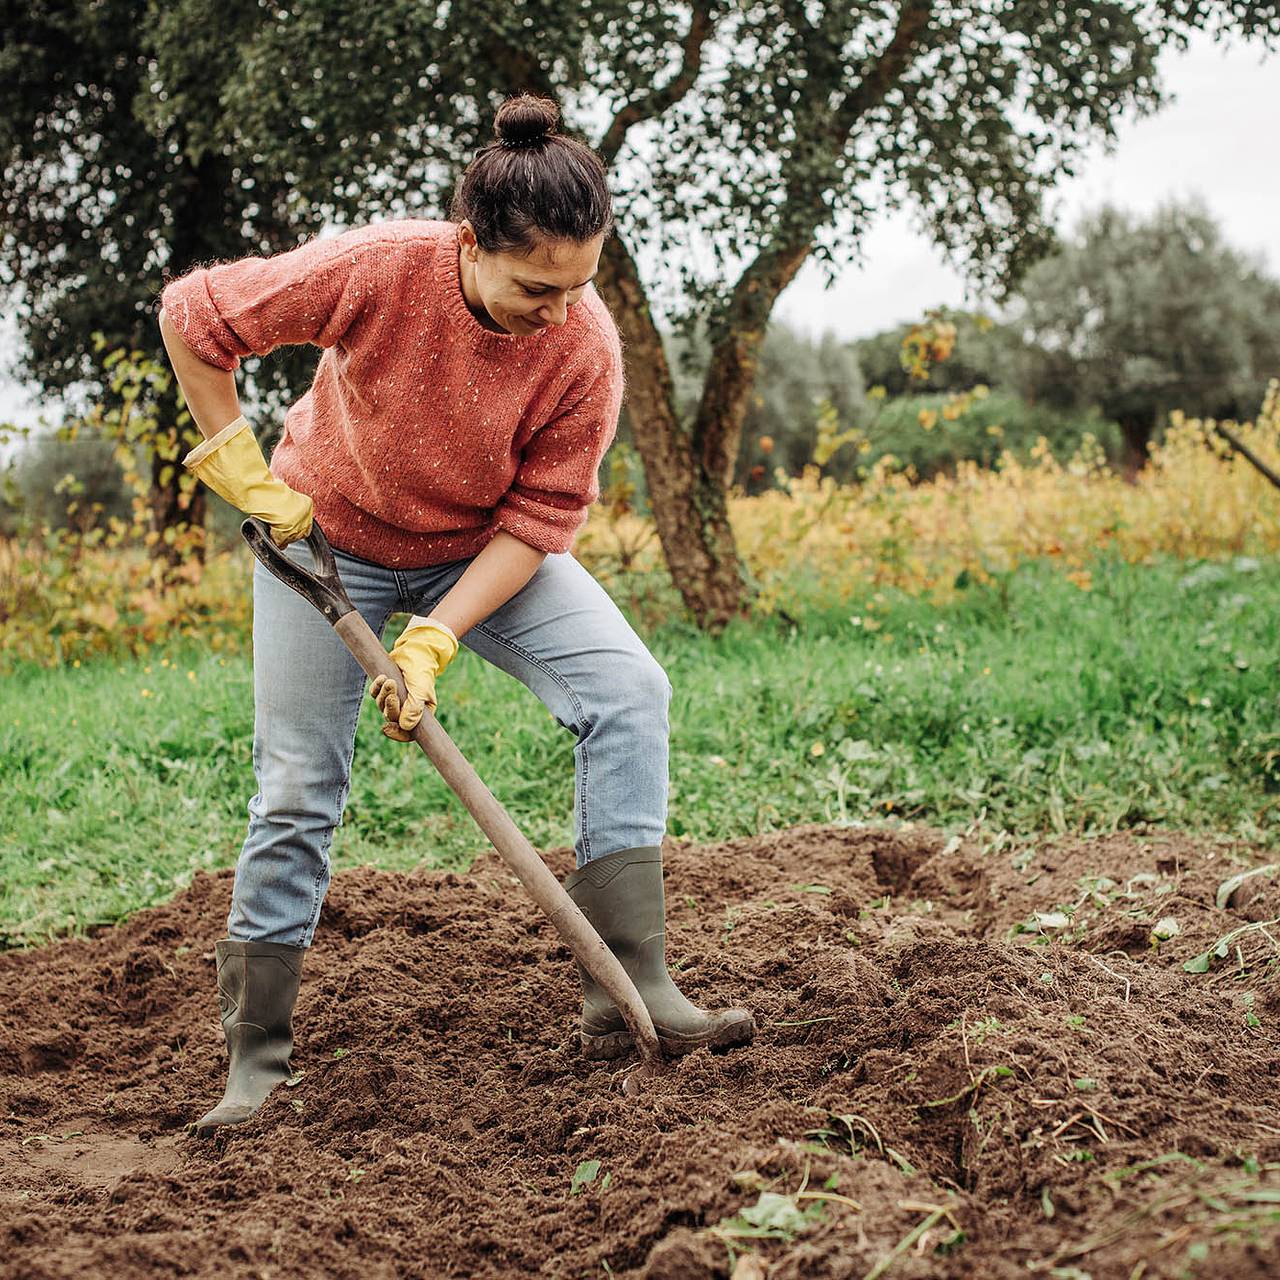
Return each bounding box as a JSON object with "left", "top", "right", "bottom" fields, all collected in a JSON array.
[
  {"left": 3, "top": 1, "right": 1278, "bottom": 619},
  {"left": 0, "top": 0, "right": 325, "bottom": 561},
  {"left": 588, "top": 2, "right": 1279, "bottom": 623},
  {"left": 1006, "top": 201, "right": 1280, "bottom": 471}
]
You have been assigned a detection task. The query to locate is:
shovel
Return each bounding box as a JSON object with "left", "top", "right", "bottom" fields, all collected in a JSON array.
[{"left": 240, "top": 517, "right": 663, "bottom": 1093}]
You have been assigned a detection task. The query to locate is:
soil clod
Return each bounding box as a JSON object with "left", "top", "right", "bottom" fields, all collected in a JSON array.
[{"left": 2, "top": 824, "right": 1278, "bottom": 1278}]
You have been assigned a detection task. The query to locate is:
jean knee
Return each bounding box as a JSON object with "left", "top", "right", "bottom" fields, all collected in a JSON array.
[
  {"left": 601, "top": 653, "right": 671, "bottom": 729},
  {"left": 253, "top": 744, "right": 345, "bottom": 831},
  {"left": 654, "top": 662, "right": 674, "bottom": 713}
]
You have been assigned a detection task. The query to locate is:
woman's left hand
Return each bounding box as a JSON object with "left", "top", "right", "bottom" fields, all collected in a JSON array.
[{"left": 370, "top": 617, "right": 459, "bottom": 741}]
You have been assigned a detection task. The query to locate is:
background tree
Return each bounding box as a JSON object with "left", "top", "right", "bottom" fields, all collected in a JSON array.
[
  {"left": 0, "top": 1, "right": 332, "bottom": 564},
  {"left": 7, "top": 0, "right": 1280, "bottom": 619},
  {"left": 0, "top": 430, "right": 130, "bottom": 537},
  {"left": 131, "top": 0, "right": 1280, "bottom": 623},
  {"left": 855, "top": 314, "right": 1028, "bottom": 399},
  {"left": 1004, "top": 200, "right": 1280, "bottom": 472},
  {"left": 661, "top": 322, "right": 866, "bottom": 489},
  {"left": 740, "top": 329, "right": 867, "bottom": 488}
]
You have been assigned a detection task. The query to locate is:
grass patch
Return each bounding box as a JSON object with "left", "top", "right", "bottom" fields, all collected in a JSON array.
[{"left": 2, "top": 548, "right": 1277, "bottom": 946}]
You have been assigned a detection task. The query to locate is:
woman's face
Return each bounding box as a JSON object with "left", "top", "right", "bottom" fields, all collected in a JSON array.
[{"left": 459, "top": 221, "right": 604, "bottom": 335}]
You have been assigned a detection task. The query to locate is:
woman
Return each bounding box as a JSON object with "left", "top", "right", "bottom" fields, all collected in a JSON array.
[{"left": 158, "top": 94, "right": 755, "bottom": 1136}]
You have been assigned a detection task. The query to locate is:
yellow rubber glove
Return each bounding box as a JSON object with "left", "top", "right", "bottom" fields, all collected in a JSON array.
[
  {"left": 182, "top": 415, "right": 313, "bottom": 547},
  {"left": 370, "top": 617, "right": 460, "bottom": 741}
]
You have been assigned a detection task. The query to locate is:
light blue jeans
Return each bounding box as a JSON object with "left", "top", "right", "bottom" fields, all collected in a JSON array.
[{"left": 226, "top": 542, "right": 672, "bottom": 946}]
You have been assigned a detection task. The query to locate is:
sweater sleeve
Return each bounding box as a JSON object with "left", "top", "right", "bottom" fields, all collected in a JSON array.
[
  {"left": 157, "top": 227, "right": 380, "bottom": 372},
  {"left": 492, "top": 335, "right": 625, "bottom": 555}
]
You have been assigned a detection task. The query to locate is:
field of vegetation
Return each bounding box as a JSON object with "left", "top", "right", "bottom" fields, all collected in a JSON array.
[
  {"left": 3, "top": 394, "right": 1278, "bottom": 949},
  {"left": 3, "top": 352, "right": 1278, "bottom": 1280}
]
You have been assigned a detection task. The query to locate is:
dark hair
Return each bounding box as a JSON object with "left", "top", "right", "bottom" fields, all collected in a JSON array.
[{"left": 450, "top": 93, "right": 614, "bottom": 256}]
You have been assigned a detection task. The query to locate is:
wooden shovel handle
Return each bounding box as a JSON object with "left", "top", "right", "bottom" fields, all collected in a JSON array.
[{"left": 241, "top": 518, "right": 663, "bottom": 1076}]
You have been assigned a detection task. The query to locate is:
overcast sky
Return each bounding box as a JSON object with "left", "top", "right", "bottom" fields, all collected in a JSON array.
[
  {"left": 774, "top": 28, "right": 1279, "bottom": 340},
  {"left": 2, "top": 28, "right": 1276, "bottom": 430}
]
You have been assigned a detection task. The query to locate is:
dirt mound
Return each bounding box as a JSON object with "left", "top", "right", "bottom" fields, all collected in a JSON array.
[{"left": 2, "top": 824, "right": 1278, "bottom": 1278}]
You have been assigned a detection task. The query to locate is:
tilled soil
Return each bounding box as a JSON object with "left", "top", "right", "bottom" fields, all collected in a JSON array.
[{"left": 2, "top": 823, "right": 1279, "bottom": 1279}]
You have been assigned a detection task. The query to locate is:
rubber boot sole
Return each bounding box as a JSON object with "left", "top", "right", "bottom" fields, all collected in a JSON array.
[
  {"left": 581, "top": 1010, "right": 756, "bottom": 1060},
  {"left": 194, "top": 1100, "right": 260, "bottom": 1136}
]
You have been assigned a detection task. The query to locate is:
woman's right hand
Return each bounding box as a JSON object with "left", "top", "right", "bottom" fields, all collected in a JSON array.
[
  {"left": 370, "top": 618, "right": 460, "bottom": 741},
  {"left": 182, "top": 415, "right": 313, "bottom": 547}
]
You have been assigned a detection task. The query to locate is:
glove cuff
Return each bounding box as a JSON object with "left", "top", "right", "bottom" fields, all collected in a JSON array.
[
  {"left": 408, "top": 617, "right": 458, "bottom": 648},
  {"left": 183, "top": 415, "right": 252, "bottom": 470},
  {"left": 399, "top": 617, "right": 459, "bottom": 671}
]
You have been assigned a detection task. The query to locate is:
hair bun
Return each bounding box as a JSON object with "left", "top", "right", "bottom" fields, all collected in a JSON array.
[{"left": 494, "top": 93, "right": 560, "bottom": 150}]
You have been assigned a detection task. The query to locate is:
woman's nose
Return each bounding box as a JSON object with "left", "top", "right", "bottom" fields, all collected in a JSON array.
[{"left": 540, "top": 295, "right": 569, "bottom": 326}]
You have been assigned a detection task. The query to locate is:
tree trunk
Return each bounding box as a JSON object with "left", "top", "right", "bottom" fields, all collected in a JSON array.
[
  {"left": 1116, "top": 411, "right": 1154, "bottom": 480},
  {"left": 595, "top": 235, "right": 749, "bottom": 629},
  {"left": 695, "top": 235, "right": 814, "bottom": 488}
]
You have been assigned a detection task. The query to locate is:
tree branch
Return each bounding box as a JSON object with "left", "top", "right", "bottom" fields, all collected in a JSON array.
[
  {"left": 598, "top": 4, "right": 718, "bottom": 167},
  {"left": 829, "top": 0, "right": 934, "bottom": 146},
  {"left": 1209, "top": 421, "right": 1280, "bottom": 493},
  {"left": 731, "top": 0, "right": 935, "bottom": 335},
  {"left": 473, "top": 33, "right": 556, "bottom": 100},
  {"left": 694, "top": 1, "right": 935, "bottom": 484}
]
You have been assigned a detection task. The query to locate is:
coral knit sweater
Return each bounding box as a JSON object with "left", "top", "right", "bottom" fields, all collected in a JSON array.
[{"left": 158, "top": 219, "right": 625, "bottom": 566}]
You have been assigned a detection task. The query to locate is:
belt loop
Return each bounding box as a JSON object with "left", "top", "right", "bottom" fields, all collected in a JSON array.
[{"left": 393, "top": 569, "right": 412, "bottom": 615}]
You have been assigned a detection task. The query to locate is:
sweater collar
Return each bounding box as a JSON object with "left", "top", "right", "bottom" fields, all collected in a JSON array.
[{"left": 434, "top": 222, "right": 554, "bottom": 351}]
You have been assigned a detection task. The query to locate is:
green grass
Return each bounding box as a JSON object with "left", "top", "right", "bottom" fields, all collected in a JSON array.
[{"left": 2, "top": 548, "right": 1277, "bottom": 947}]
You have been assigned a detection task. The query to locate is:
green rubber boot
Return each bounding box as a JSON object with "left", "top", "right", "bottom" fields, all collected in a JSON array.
[
  {"left": 194, "top": 939, "right": 305, "bottom": 1136},
  {"left": 563, "top": 846, "right": 755, "bottom": 1059}
]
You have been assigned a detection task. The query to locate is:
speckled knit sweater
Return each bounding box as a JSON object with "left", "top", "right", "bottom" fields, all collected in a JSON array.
[{"left": 158, "top": 219, "right": 625, "bottom": 566}]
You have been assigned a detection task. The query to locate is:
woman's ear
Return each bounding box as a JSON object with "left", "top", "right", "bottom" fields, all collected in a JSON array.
[{"left": 458, "top": 219, "right": 478, "bottom": 261}]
